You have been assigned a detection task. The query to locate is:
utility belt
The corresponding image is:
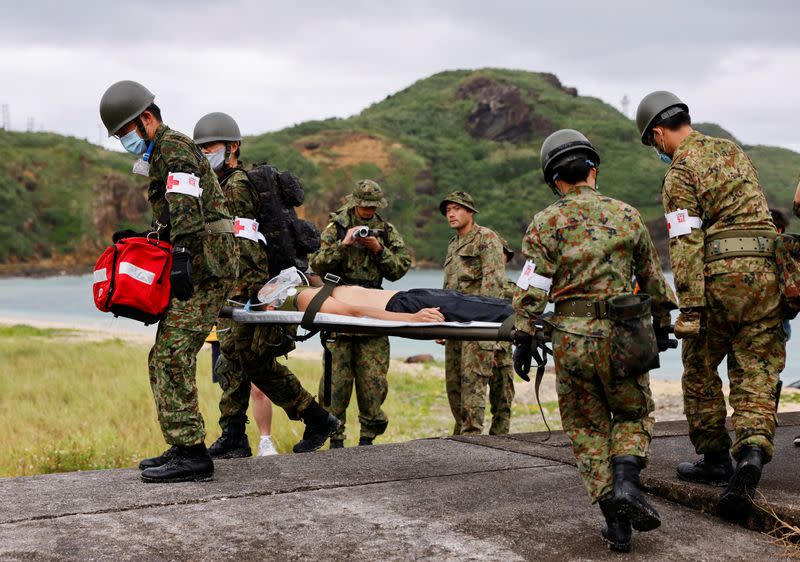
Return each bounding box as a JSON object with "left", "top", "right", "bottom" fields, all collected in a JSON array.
[
  {"left": 201, "top": 218, "right": 235, "bottom": 236},
  {"left": 703, "top": 230, "right": 776, "bottom": 263},
  {"left": 554, "top": 299, "right": 609, "bottom": 319},
  {"left": 554, "top": 294, "right": 660, "bottom": 378}
]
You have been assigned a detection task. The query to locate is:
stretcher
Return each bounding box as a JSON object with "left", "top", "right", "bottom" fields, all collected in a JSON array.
[{"left": 220, "top": 307, "right": 516, "bottom": 341}]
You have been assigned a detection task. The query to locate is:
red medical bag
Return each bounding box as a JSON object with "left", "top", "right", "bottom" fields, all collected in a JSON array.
[{"left": 93, "top": 237, "right": 173, "bottom": 325}]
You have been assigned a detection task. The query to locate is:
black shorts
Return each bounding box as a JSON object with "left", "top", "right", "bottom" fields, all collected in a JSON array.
[{"left": 385, "top": 288, "right": 512, "bottom": 323}]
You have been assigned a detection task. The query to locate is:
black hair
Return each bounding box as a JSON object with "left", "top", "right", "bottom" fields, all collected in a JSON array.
[
  {"left": 770, "top": 208, "right": 789, "bottom": 233},
  {"left": 144, "top": 103, "right": 162, "bottom": 122},
  {"left": 551, "top": 153, "right": 597, "bottom": 185},
  {"left": 654, "top": 110, "right": 691, "bottom": 132}
]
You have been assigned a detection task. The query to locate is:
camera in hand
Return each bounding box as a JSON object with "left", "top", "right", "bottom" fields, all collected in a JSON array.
[{"left": 353, "top": 226, "right": 384, "bottom": 239}]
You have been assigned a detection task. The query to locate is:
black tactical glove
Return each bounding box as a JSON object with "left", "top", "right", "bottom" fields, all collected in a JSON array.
[
  {"left": 654, "top": 321, "right": 671, "bottom": 352},
  {"left": 512, "top": 331, "right": 534, "bottom": 382},
  {"left": 112, "top": 229, "right": 140, "bottom": 243},
  {"left": 170, "top": 247, "right": 194, "bottom": 301}
]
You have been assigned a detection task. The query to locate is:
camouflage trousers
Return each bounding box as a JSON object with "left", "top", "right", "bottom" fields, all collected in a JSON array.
[
  {"left": 148, "top": 276, "right": 234, "bottom": 446},
  {"left": 681, "top": 271, "right": 785, "bottom": 462},
  {"left": 552, "top": 329, "right": 655, "bottom": 503},
  {"left": 215, "top": 319, "right": 314, "bottom": 429},
  {"left": 322, "top": 334, "right": 390, "bottom": 441},
  {"left": 445, "top": 340, "right": 495, "bottom": 435},
  {"left": 488, "top": 342, "right": 515, "bottom": 435}
]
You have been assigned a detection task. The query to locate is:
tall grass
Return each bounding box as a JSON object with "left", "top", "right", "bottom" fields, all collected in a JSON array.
[{"left": 0, "top": 325, "right": 557, "bottom": 478}]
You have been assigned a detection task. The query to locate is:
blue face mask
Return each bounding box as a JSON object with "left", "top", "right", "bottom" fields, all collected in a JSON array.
[
  {"left": 653, "top": 147, "right": 672, "bottom": 165},
  {"left": 119, "top": 129, "right": 148, "bottom": 155},
  {"left": 652, "top": 131, "right": 672, "bottom": 164}
]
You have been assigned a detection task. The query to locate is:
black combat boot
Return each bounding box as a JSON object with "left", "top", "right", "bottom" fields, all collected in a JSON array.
[
  {"left": 140, "top": 444, "right": 214, "bottom": 483},
  {"left": 330, "top": 439, "right": 345, "bottom": 450},
  {"left": 611, "top": 455, "right": 661, "bottom": 532},
  {"left": 717, "top": 446, "right": 765, "bottom": 522},
  {"left": 676, "top": 450, "right": 734, "bottom": 486},
  {"left": 293, "top": 401, "right": 342, "bottom": 453},
  {"left": 598, "top": 496, "right": 632, "bottom": 553},
  {"left": 138, "top": 445, "right": 178, "bottom": 470},
  {"left": 358, "top": 436, "right": 374, "bottom": 446},
  {"left": 208, "top": 417, "right": 252, "bottom": 459}
]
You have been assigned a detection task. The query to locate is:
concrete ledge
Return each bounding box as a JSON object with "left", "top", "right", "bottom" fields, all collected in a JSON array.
[{"left": 1, "top": 416, "right": 798, "bottom": 560}]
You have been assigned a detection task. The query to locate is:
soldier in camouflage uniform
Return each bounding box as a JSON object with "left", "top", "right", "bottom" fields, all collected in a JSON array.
[
  {"left": 192, "top": 113, "right": 340, "bottom": 458},
  {"left": 440, "top": 192, "right": 508, "bottom": 435},
  {"left": 309, "top": 180, "right": 411, "bottom": 447},
  {"left": 513, "top": 130, "right": 677, "bottom": 552},
  {"left": 100, "top": 81, "right": 238, "bottom": 483},
  {"left": 487, "top": 237, "right": 517, "bottom": 435},
  {"left": 637, "top": 91, "right": 787, "bottom": 522}
]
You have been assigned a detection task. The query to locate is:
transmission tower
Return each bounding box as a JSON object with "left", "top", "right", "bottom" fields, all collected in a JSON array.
[
  {"left": 621, "top": 95, "right": 630, "bottom": 118},
  {"left": 26, "top": 117, "right": 34, "bottom": 132},
  {"left": 1, "top": 105, "right": 9, "bottom": 130}
]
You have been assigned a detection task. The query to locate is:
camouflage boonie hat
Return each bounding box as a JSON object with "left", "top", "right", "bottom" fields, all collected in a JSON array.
[
  {"left": 439, "top": 191, "right": 478, "bottom": 215},
  {"left": 352, "top": 179, "right": 387, "bottom": 208}
]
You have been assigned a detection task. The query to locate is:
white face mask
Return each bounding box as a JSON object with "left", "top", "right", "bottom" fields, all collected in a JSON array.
[{"left": 204, "top": 147, "right": 226, "bottom": 171}]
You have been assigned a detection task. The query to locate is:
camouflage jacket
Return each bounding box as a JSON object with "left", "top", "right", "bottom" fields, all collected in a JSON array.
[
  {"left": 309, "top": 205, "right": 411, "bottom": 288},
  {"left": 513, "top": 185, "right": 676, "bottom": 337},
  {"left": 219, "top": 167, "right": 269, "bottom": 298},
  {"left": 443, "top": 224, "right": 505, "bottom": 298},
  {"left": 146, "top": 124, "right": 236, "bottom": 282},
  {"left": 794, "top": 175, "right": 800, "bottom": 218},
  {"left": 662, "top": 131, "right": 776, "bottom": 309}
]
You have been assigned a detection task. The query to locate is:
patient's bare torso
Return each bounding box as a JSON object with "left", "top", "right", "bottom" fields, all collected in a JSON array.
[{"left": 296, "top": 285, "right": 399, "bottom": 311}]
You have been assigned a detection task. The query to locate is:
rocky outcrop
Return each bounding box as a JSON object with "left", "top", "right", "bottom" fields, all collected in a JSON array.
[
  {"left": 458, "top": 77, "right": 534, "bottom": 143},
  {"left": 540, "top": 73, "right": 578, "bottom": 97},
  {"left": 92, "top": 174, "right": 149, "bottom": 239}
]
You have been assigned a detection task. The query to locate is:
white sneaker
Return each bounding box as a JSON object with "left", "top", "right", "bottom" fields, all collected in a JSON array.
[{"left": 258, "top": 436, "right": 278, "bottom": 456}]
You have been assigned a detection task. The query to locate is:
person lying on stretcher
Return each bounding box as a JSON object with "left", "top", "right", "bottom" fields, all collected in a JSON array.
[{"left": 255, "top": 267, "right": 512, "bottom": 324}]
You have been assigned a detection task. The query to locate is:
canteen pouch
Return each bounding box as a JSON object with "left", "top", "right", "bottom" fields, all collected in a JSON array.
[
  {"left": 608, "top": 293, "right": 660, "bottom": 379},
  {"left": 92, "top": 237, "right": 173, "bottom": 325},
  {"left": 775, "top": 233, "right": 800, "bottom": 317}
]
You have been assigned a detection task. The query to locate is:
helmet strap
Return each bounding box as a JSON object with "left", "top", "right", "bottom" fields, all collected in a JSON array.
[
  {"left": 134, "top": 117, "right": 149, "bottom": 141},
  {"left": 222, "top": 142, "right": 232, "bottom": 170}
]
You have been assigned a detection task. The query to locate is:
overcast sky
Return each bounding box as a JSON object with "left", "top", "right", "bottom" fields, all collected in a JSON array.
[{"left": 2, "top": 0, "right": 798, "bottom": 152}]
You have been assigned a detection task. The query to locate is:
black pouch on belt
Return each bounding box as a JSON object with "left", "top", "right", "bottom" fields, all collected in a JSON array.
[{"left": 608, "top": 293, "right": 660, "bottom": 379}]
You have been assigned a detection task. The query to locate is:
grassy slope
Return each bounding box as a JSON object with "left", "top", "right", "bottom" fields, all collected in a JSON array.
[
  {"left": 241, "top": 69, "right": 800, "bottom": 261},
  {"left": 0, "top": 325, "right": 558, "bottom": 477},
  {"left": 0, "top": 130, "right": 137, "bottom": 263}
]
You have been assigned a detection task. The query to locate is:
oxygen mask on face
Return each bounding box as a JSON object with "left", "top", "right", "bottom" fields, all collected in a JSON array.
[{"left": 256, "top": 266, "right": 308, "bottom": 308}]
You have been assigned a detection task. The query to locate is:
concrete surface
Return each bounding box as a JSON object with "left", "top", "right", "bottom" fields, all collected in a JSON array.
[{"left": 1, "top": 415, "right": 798, "bottom": 561}]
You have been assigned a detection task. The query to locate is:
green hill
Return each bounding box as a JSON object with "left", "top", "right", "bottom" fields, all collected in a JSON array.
[
  {"left": 240, "top": 69, "right": 800, "bottom": 263},
  {"left": 0, "top": 129, "right": 147, "bottom": 272},
  {"left": 2, "top": 68, "right": 799, "bottom": 273}
]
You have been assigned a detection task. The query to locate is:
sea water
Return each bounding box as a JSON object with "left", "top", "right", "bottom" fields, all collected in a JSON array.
[{"left": 0, "top": 271, "right": 797, "bottom": 383}]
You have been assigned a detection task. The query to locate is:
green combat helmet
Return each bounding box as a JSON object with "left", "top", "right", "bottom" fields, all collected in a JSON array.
[
  {"left": 635, "top": 91, "right": 689, "bottom": 145},
  {"left": 193, "top": 112, "right": 242, "bottom": 144},
  {"left": 439, "top": 191, "right": 479, "bottom": 215},
  {"left": 352, "top": 179, "right": 388, "bottom": 208},
  {"left": 540, "top": 129, "right": 600, "bottom": 194},
  {"left": 99, "top": 80, "right": 155, "bottom": 136}
]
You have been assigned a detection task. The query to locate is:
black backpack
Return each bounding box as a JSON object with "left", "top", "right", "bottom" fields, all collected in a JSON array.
[{"left": 246, "top": 164, "right": 321, "bottom": 274}]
